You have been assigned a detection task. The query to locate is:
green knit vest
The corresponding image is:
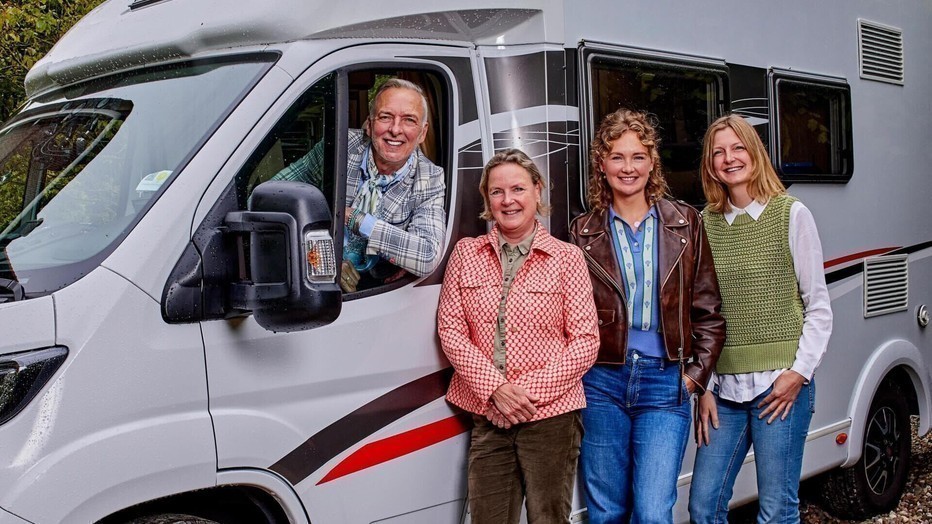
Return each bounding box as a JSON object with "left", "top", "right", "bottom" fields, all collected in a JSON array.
[{"left": 703, "top": 195, "right": 803, "bottom": 374}]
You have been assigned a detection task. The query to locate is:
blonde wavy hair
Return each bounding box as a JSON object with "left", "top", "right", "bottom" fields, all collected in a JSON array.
[
  {"left": 587, "top": 108, "right": 669, "bottom": 212},
  {"left": 700, "top": 114, "right": 786, "bottom": 213}
]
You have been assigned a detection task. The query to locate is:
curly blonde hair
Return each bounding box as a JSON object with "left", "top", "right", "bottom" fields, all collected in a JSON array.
[
  {"left": 588, "top": 108, "right": 669, "bottom": 211},
  {"left": 700, "top": 114, "right": 786, "bottom": 213}
]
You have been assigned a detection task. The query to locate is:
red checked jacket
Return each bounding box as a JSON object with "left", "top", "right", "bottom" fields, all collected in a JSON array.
[
  {"left": 569, "top": 199, "right": 725, "bottom": 393},
  {"left": 438, "top": 223, "right": 600, "bottom": 421}
]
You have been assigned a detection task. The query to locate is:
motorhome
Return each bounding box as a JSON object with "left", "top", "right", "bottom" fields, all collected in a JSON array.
[{"left": 1, "top": 0, "right": 930, "bottom": 522}]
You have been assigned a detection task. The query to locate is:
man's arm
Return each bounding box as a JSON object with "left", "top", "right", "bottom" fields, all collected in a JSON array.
[{"left": 269, "top": 139, "right": 325, "bottom": 187}]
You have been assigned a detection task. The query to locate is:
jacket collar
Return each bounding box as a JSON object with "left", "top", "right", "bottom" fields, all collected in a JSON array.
[
  {"left": 481, "top": 221, "right": 557, "bottom": 258},
  {"left": 576, "top": 198, "right": 691, "bottom": 233},
  {"left": 576, "top": 199, "right": 691, "bottom": 289},
  {"left": 656, "top": 198, "right": 689, "bottom": 287},
  {"left": 656, "top": 198, "right": 690, "bottom": 228}
]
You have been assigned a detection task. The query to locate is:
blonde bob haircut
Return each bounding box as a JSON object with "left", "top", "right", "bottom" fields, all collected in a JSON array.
[
  {"left": 701, "top": 114, "right": 786, "bottom": 214},
  {"left": 478, "top": 148, "right": 551, "bottom": 221},
  {"left": 588, "top": 108, "right": 669, "bottom": 212}
]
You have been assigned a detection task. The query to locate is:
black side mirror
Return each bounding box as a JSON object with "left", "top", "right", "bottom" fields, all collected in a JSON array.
[{"left": 224, "top": 181, "right": 341, "bottom": 332}]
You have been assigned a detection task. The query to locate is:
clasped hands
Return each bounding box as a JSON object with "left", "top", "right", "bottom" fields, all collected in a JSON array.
[{"left": 485, "top": 382, "right": 539, "bottom": 430}]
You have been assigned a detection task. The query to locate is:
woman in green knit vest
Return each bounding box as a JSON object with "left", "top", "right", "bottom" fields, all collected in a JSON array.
[{"left": 688, "top": 115, "right": 833, "bottom": 524}]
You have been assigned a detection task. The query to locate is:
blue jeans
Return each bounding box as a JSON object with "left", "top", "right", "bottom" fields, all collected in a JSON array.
[
  {"left": 688, "top": 380, "right": 816, "bottom": 524},
  {"left": 579, "top": 351, "right": 691, "bottom": 524}
]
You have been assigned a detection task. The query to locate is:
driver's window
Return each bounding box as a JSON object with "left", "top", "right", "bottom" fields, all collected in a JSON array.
[
  {"left": 239, "top": 73, "right": 337, "bottom": 211},
  {"left": 235, "top": 67, "right": 449, "bottom": 299}
]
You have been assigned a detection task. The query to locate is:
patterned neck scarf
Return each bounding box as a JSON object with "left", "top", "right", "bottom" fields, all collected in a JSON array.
[
  {"left": 351, "top": 149, "right": 399, "bottom": 215},
  {"left": 344, "top": 147, "right": 414, "bottom": 271}
]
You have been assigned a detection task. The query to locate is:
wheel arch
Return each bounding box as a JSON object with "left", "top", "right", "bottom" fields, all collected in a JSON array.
[
  {"left": 96, "top": 469, "right": 308, "bottom": 524},
  {"left": 844, "top": 338, "right": 931, "bottom": 467}
]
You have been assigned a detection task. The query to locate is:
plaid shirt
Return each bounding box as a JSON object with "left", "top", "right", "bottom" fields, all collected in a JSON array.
[
  {"left": 274, "top": 129, "right": 446, "bottom": 277},
  {"left": 437, "top": 223, "right": 600, "bottom": 421}
]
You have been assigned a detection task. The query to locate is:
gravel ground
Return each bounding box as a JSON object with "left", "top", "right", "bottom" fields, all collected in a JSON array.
[{"left": 728, "top": 417, "right": 932, "bottom": 523}]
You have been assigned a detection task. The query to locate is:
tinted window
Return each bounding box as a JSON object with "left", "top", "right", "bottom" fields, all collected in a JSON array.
[
  {"left": 587, "top": 55, "right": 727, "bottom": 206},
  {"left": 774, "top": 77, "right": 853, "bottom": 182},
  {"left": 0, "top": 56, "right": 272, "bottom": 297},
  {"left": 236, "top": 68, "right": 450, "bottom": 298}
]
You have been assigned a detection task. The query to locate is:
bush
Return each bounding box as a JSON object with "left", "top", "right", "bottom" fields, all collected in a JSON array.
[{"left": 0, "top": 0, "right": 105, "bottom": 121}]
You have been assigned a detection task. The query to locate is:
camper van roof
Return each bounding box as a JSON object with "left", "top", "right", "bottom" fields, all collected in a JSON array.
[{"left": 25, "top": 0, "right": 558, "bottom": 98}]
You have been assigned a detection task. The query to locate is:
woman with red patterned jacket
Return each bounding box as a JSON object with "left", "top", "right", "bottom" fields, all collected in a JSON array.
[{"left": 437, "top": 148, "right": 600, "bottom": 524}]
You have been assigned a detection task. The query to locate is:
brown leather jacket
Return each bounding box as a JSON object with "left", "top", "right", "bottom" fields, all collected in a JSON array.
[{"left": 569, "top": 199, "right": 725, "bottom": 392}]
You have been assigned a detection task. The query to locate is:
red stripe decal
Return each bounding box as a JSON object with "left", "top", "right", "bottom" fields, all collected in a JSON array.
[
  {"left": 824, "top": 247, "right": 899, "bottom": 269},
  {"left": 317, "top": 413, "right": 472, "bottom": 485}
]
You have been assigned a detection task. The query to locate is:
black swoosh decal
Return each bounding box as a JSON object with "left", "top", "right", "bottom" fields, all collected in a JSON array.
[{"left": 270, "top": 367, "right": 454, "bottom": 485}]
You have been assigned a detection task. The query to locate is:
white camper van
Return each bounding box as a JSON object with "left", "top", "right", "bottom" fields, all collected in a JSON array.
[{"left": 1, "top": 1, "right": 930, "bottom": 522}]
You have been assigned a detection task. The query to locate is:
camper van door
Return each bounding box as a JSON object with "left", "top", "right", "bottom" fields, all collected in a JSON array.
[{"left": 198, "top": 42, "right": 476, "bottom": 523}]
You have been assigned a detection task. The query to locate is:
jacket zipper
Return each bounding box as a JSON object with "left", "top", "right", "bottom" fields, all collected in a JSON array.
[
  {"left": 581, "top": 247, "right": 628, "bottom": 364},
  {"left": 678, "top": 264, "right": 685, "bottom": 403}
]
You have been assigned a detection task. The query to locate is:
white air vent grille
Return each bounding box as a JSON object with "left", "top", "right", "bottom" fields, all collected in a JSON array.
[
  {"left": 858, "top": 19, "right": 904, "bottom": 85},
  {"left": 863, "top": 254, "right": 908, "bottom": 318}
]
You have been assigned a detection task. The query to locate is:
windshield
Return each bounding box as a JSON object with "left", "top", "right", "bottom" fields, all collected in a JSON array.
[{"left": 0, "top": 55, "right": 273, "bottom": 299}]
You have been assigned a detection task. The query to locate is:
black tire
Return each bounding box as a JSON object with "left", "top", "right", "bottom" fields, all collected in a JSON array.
[
  {"left": 819, "top": 380, "right": 911, "bottom": 519},
  {"left": 126, "top": 515, "right": 218, "bottom": 524}
]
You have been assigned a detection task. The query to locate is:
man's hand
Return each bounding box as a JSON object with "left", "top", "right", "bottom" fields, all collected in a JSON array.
[
  {"left": 758, "top": 370, "right": 806, "bottom": 424},
  {"left": 490, "top": 383, "right": 539, "bottom": 426},
  {"left": 339, "top": 260, "right": 360, "bottom": 293}
]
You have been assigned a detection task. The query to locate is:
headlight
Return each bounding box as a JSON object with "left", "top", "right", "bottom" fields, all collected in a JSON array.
[{"left": 0, "top": 346, "right": 67, "bottom": 427}]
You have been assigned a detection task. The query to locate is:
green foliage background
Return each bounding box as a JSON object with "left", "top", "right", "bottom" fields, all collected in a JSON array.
[{"left": 0, "top": 0, "right": 106, "bottom": 122}]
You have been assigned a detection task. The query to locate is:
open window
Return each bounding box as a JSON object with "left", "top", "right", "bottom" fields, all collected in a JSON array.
[
  {"left": 771, "top": 72, "right": 853, "bottom": 182},
  {"left": 582, "top": 47, "right": 728, "bottom": 206},
  {"left": 235, "top": 66, "right": 450, "bottom": 299}
]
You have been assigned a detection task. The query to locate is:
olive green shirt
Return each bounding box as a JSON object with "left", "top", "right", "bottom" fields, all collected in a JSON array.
[{"left": 493, "top": 231, "right": 535, "bottom": 376}]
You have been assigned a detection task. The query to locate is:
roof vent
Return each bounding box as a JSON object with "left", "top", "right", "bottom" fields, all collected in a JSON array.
[
  {"left": 858, "top": 19, "right": 904, "bottom": 85},
  {"left": 863, "top": 254, "right": 908, "bottom": 318}
]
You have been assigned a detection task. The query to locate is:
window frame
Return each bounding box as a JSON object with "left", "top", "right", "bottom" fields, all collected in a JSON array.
[
  {"left": 578, "top": 43, "right": 729, "bottom": 209},
  {"left": 769, "top": 69, "right": 854, "bottom": 183},
  {"left": 232, "top": 61, "right": 455, "bottom": 301},
  {"left": 336, "top": 62, "right": 455, "bottom": 300}
]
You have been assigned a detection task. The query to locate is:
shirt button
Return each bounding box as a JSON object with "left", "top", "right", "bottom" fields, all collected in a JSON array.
[
  {"left": 681, "top": 238, "right": 687, "bottom": 244},
  {"left": 678, "top": 219, "right": 685, "bottom": 224},
  {"left": 585, "top": 246, "right": 591, "bottom": 251},
  {"left": 583, "top": 228, "right": 589, "bottom": 233},
  {"left": 598, "top": 319, "right": 604, "bottom": 325}
]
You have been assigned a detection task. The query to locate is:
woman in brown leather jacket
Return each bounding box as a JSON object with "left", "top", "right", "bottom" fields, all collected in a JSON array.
[{"left": 569, "top": 108, "right": 725, "bottom": 523}]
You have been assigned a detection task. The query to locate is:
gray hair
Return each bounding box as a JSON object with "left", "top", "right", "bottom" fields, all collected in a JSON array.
[{"left": 368, "top": 78, "right": 429, "bottom": 124}]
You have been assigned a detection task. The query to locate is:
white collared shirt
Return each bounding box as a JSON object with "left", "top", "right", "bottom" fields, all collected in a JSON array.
[{"left": 713, "top": 198, "right": 833, "bottom": 402}]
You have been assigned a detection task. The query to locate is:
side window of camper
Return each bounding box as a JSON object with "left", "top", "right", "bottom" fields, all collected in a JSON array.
[
  {"left": 235, "top": 68, "right": 450, "bottom": 299},
  {"left": 585, "top": 54, "right": 727, "bottom": 206},
  {"left": 772, "top": 75, "right": 853, "bottom": 182}
]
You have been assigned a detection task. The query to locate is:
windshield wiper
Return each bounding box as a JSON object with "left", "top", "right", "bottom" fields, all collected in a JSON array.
[{"left": 0, "top": 277, "right": 24, "bottom": 303}]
